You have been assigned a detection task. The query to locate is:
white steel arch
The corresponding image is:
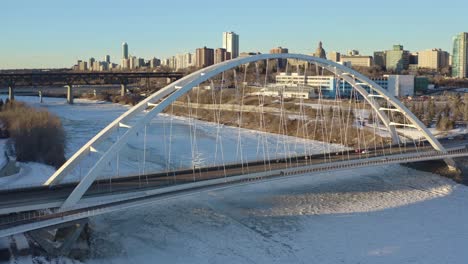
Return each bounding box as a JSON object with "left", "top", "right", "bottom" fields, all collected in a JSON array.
[{"left": 43, "top": 54, "right": 452, "bottom": 211}]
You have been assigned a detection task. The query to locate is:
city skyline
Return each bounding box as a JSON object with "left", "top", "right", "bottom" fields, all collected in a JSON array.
[{"left": 1, "top": 0, "right": 468, "bottom": 69}]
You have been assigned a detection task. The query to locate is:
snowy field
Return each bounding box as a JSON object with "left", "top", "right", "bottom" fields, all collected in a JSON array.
[{"left": 4, "top": 96, "right": 468, "bottom": 263}]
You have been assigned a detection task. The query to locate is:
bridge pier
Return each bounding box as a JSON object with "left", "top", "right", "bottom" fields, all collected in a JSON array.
[
  {"left": 27, "top": 218, "right": 89, "bottom": 258},
  {"left": 66, "top": 85, "right": 73, "bottom": 104},
  {"left": 166, "top": 77, "right": 177, "bottom": 84},
  {"left": 120, "top": 84, "right": 127, "bottom": 97},
  {"left": 8, "top": 86, "right": 14, "bottom": 101}
]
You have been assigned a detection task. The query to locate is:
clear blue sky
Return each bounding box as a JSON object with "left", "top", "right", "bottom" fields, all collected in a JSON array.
[{"left": 1, "top": 0, "right": 467, "bottom": 69}]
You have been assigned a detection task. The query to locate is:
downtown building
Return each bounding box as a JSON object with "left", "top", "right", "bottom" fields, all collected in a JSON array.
[
  {"left": 452, "top": 32, "right": 468, "bottom": 78},
  {"left": 121, "top": 42, "right": 129, "bottom": 69},
  {"left": 328, "top": 52, "right": 341, "bottom": 63},
  {"left": 214, "top": 48, "right": 231, "bottom": 64},
  {"left": 385, "top": 45, "right": 410, "bottom": 73},
  {"left": 373, "top": 51, "right": 386, "bottom": 68},
  {"left": 222, "top": 32, "right": 239, "bottom": 59},
  {"left": 196, "top": 47, "right": 214, "bottom": 68},
  {"left": 274, "top": 73, "right": 415, "bottom": 98},
  {"left": 340, "top": 50, "right": 373, "bottom": 67},
  {"left": 417, "top": 49, "right": 450, "bottom": 70}
]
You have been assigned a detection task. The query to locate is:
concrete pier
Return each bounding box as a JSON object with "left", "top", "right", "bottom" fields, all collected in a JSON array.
[
  {"left": 66, "top": 85, "right": 73, "bottom": 104},
  {"left": 8, "top": 86, "right": 14, "bottom": 101},
  {"left": 120, "top": 83, "right": 127, "bottom": 97}
]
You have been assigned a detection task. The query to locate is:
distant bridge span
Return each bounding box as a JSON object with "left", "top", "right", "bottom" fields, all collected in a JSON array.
[{"left": 0, "top": 71, "right": 184, "bottom": 103}]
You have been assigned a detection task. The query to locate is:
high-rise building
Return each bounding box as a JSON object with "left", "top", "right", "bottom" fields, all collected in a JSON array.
[
  {"left": 88, "top": 58, "right": 95, "bottom": 71},
  {"left": 122, "top": 42, "right": 129, "bottom": 59},
  {"left": 222, "top": 32, "right": 239, "bottom": 59},
  {"left": 373, "top": 51, "right": 386, "bottom": 68},
  {"left": 452, "top": 32, "right": 468, "bottom": 78},
  {"left": 270, "top": 47, "right": 289, "bottom": 69},
  {"left": 175, "top": 53, "right": 195, "bottom": 69},
  {"left": 78, "top": 60, "right": 88, "bottom": 71},
  {"left": 196, "top": 47, "right": 214, "bottom": 68},
  {"left": 385, "top": 45, "right": 409, "bottom": 73},
  {"left": 129, "top": 56, "right": 138, "bottom": 69},
  {"left": 105, "top": 55, "right": 111, "bottom": 64},
  {"left": 150, "top": 57, "right": 161, "bottom": 68},
  {"left": 418, "top": 49, "right": 450, "bottom": 70},
  {"left": 215, "top": 48, "right": 228, "bottom": 64}
]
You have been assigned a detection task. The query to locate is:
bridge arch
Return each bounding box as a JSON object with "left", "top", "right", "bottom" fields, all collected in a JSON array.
[{"left": 43, "top": 53, "right": 451, "bottom": 210}]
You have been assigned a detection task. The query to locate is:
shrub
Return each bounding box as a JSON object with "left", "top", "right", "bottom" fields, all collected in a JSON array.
[{"left": 0, "top": 101, "right": 66, "bottom": 168}]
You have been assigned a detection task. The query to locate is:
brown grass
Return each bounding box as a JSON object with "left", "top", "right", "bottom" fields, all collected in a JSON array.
[{"left": 0, "top": 101, "right": 66, "bottom": 168}]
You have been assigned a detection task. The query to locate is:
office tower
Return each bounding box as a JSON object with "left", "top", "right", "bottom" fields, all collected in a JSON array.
[
  {"left": 105, "top": 55, "right": 111, "bottom": 64},
  {"left": 417, "top": 49, "right": 449, "bottom": 70},
  {"left": 452, "top": 32, "right": 468, "bottom": 78},
  {"left": 150, "top": 57, "right": 161, "bottom": 68},
  {"left": 122, "top": 42, "right": 129, "bottom": 59},
  {"left": 385, "top": 45, "right": 409, "bottom": 73},
  {"left": 222, "top": 32, "right": 239, "bottom": 59},
  {"left": 88, "top": 57, "right": 95, "bottom": 71},
  {"left": 373, "top": 51, "right": 386, "bottom": 68},
  {"left": 78, "top": 60, "right": 88, "bottom": 71},
  {"left": 196, "top": 47, "right": 215, "bottom": 68}
]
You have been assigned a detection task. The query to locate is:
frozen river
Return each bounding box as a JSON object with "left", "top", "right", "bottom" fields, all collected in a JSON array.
[{"left": 5, "top": 96, "right": 468, "bottom": 264}]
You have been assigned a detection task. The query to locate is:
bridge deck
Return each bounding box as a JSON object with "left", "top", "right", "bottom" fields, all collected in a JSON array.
[{"left": 0, "top": 146, "right": 466, "bottom": 237}]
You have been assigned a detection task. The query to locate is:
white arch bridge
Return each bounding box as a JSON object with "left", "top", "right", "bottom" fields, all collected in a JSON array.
[{"left": 0, "top": 54, "right": 467, "bottom": 237}]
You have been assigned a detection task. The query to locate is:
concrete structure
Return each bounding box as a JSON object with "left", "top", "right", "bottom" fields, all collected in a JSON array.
[
  {"left": 104, "top": 55, "right": 111, "bottom": 64},
  {"left": 386, "top": 45, "right": 409, "bottom": 73},
  {"left": 452, "top": 32, "right": 468, "bottom": 78},
  {"left": 417, "top": 49, "right": 450, "bottom": 70},
  {"left": 340, "top": 55, "right": 373, "bottom": 67},
  {"left": 196, "top": 47, "right": 214, "bottom": 68},
  {"left": 222, "top": 32, "right": 239, "bottom": 59},
  {"left": 66, "top": 85, "right": 73, "bottom": 104}
]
